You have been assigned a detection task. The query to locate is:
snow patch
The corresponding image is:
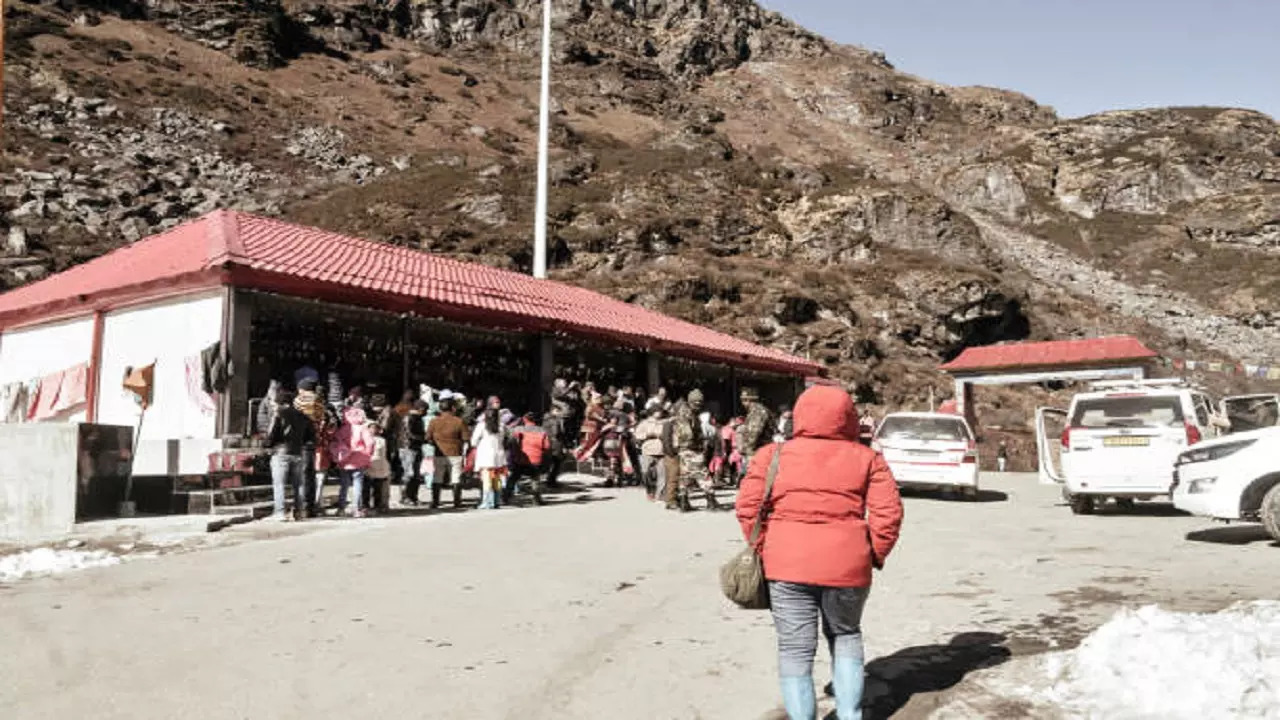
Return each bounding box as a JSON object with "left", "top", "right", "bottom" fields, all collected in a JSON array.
[
  {"left": 0, "top": 548, "right": 122, "bottom": 583},
  {"left": 1032, "top": 602, "right": 1280, "bottom": 719}
]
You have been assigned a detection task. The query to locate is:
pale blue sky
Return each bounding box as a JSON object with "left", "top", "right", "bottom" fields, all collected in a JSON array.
[{"left": 761, "top": 0, "right": 1279, "bottom": 120}]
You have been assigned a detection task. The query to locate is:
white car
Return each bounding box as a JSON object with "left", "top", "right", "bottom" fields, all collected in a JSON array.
[
  {"left": 1172, "top": 426, "right": 1280, "bottom": 541},
  {"left": 873, "top": 412, "right": 979, "bottom": 499},
  {"left": 1036, "top": 379, "right": 1224, "bottom": 514}
]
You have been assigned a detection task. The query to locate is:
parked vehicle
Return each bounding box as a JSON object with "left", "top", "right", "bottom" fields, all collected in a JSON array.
[
  {"left": 1172, "top": 426, "right": 1280, "bottom": 542},
  {"left": 873, "top": 412, "right": 979, "bottom": 499},
  {"left": 1221, "top": 394, "right": 1280, "bottom": 433},
  {"left": 1036, "top": 379, "right": 1226, "bottom": 514}
]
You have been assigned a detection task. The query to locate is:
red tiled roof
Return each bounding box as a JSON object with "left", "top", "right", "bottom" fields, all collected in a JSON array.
[
  {"left": 940, "top": 336, "right": 1158, "bottom": 374},
  {"left": 0, "top": 210, "right": 820, "bottom": 376}
]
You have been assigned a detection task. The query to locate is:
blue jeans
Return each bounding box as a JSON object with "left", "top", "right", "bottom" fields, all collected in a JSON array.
[
  {"left": 770, "top": 581, "right": 869, "bottom": 720},
  {"left": 400, "top": 448, "right": 423, "bottom": 502},
  {"left": 338, "top": 469, "right": 366, "bottom": 513},
  {"left": 270, "top": 453, "right": 306, "bottom": 516}
]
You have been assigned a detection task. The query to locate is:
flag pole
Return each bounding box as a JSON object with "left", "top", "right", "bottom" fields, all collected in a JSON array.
[{"left": 532, "top": 0, "right": 552, "bottom": 279}]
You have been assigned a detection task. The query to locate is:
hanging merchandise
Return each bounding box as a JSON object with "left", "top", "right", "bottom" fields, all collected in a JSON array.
[
  {"left": 201, "top": 341, "right": 234, "bottom": 394},
  {"left": 186, "top": 354, "right": 219, "bottom": 416},
  {"left": 0, "top": 382, "right": 30, "bottom": 424},
  {"left": 27, "top": 362, "right": 90, "bottom": 421}
]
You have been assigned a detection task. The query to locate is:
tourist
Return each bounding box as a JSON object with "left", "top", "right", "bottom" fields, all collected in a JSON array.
[
  {"left": 366, "top": 423, "right": 392, "bottom": 515},
  {"left": 332, "top": 405, "right": 374, "bottom": 518},
  {"left": 426, "top": 398, "right": 468, "bottom": 509},
  {"left": 471, "top": 407, "right": 509, "bottom": 510},
  {"left": 401, "top": 400, "right": 427, "bottom": 505},
  {"left": 294, "top": 379, "right": 333, "bottom": 517},
  {"left": 735, "top": 385, "right": 904, "bottom": 720},
  {"left": 634, "top": 406, "right": 668, "bottom": 502},
  {"left": 509, "top": 413, "right": 551, "bottom": 506},
  {"left": 645, "top": 387, "right": 670, "bottom": 413},
  {"left": 266, "top": 387, "right": 315, "bottom": 522}
]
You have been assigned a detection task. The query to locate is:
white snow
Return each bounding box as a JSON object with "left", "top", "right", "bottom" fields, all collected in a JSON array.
[
  {"left": 1032, "top": 601, "right": 1280, "bottom": 720},
  {"left": 0, "top": 548, "right": 122, "bottom": 583}
]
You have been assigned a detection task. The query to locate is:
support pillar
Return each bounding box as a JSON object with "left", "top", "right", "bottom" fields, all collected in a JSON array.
[
  {"left": 219, "top": 289, "right": 253, "bottom": 438},
  {"left": 85, "top": 310, "right": 105, "bottom": 423},
  {"left": 954, "top": 378, "right": 977, "bottom": 429},
  {"left": 531, "top": 335, "right": 554, "bottom": 414},
  {"left": 645, "top": 352, "right": 661, "bottom": 396}
]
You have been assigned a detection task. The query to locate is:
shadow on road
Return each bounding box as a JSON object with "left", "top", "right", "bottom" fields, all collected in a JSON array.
[
  {"left": 901, "top": 489, "right": 1010, "bottom": 504},
  {"left": 846, "top": 632, "right": 1013, "bottom": 720},
  {"left": 1186, "top": 525, "right": 1277, "bottom": 546}
]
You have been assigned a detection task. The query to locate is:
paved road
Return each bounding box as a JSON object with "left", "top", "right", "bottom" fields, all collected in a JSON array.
[{"left": 1, "top": 474, "right": 1276, "bottom": 719}]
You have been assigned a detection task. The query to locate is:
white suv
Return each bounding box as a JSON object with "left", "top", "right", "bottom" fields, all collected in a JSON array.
[
  {"left": 1036, "top": 380, "right": 1224, "bottom": 514},
  {"left": 873, "top": 412, "right": 980, "bottom": 499},
  {"left": 1172, "top": 426, "right": 1280, "bottom": 541}
]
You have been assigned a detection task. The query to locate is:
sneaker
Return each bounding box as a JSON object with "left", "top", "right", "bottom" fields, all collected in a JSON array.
[{"left": 268, "top": 513, "right": 288, "bottom": 522}]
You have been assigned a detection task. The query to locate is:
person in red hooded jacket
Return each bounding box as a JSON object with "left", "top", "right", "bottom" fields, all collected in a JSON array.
[{"left": 735, "top": 385, "right": 903, "bottom": 720}]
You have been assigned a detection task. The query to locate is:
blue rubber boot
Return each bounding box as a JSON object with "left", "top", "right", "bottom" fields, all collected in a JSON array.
[
  {"left": 779, "top": 675, "right": 816, "bottom": 720},
  {"left": 831, "top": 648, "right": 865, "bottom": 720}
]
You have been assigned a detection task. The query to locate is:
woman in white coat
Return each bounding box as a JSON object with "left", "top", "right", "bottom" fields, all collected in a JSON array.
[{"left": 471, "top": 407, "right": 510, "bottom": 509}]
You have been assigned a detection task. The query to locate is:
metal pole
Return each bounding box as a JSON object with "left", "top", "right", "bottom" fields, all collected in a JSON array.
[{"left": 532, "top": 0, "right": 552, "bottom": 279}]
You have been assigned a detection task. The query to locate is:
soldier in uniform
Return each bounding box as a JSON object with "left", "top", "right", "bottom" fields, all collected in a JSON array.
[
  {"left": 671, "top": 389, "right": 723, "bottom": 512},
  {"left": 736, "top": 387, "right": 775, "bottom": 474}
]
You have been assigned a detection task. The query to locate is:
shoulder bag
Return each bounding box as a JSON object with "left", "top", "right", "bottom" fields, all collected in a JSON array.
[{"left": 719, "top": 445, "right": 783, "bottom": 610}]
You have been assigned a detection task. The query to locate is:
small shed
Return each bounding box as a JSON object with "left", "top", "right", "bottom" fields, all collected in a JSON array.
[{"left": 940, "top": 336, "right": 1159, "bottom": 426}]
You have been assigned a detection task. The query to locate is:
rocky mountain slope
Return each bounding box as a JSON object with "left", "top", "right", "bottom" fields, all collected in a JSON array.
[{"left": 4, "top": 0, "right": 1279, "bottom": 421}]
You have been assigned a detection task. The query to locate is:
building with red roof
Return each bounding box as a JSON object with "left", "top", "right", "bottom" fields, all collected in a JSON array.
[
  {"left": 0, "top": 211, "right": 820, "bottom": 481},
  {"left": 939, "top": 336, "right": 1158, "bottom": 427}
]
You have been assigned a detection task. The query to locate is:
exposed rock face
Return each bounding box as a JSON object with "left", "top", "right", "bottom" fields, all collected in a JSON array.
[{"left": 4, "top": 0, "right": 1278, "bottom": 415}]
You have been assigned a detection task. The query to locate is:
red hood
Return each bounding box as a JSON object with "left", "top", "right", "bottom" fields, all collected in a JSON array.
[{"left": 792, "top": 385, "right": 860, "bottom": 441}]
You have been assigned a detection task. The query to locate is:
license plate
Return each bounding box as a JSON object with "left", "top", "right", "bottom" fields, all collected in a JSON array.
[{"left": 1104, "top": 436, "right": 1150, "bottom": 447}]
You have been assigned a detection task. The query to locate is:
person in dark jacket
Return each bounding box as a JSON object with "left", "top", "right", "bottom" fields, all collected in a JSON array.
[
  {"left": 736, "top": 385, "right": 904, "bottom": 720},
  {"left": 400, "top": 400, "right": 428, "bottom": 505},
  {"left": 267, "top": 388, "right": 317, "bottom": 521}
]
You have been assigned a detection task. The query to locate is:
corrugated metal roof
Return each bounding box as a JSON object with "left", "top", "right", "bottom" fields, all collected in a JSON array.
[
  {"left": 940, "top": 336, "right": 1158, "bottom": 373},
  {"left": 0, "top": 210, "right": 821, "bottom": 375}
]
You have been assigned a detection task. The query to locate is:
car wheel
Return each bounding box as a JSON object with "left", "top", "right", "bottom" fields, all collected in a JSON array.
[
  {"left": 1069, "top": 494, "right": 1095, "bottom": 515},
  {"left": 963, "top": 486, "right": 979, "bottom": 502},
  {"left": 1261, "top": 483, "right": 1280, "bottom": 543}
]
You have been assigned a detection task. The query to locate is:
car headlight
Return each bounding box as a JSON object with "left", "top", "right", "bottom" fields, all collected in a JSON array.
[{"left": 1176, "top": 439, "right": 1256, "bottom": 466}]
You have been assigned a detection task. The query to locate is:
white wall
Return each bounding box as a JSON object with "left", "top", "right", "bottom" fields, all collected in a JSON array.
[
  {"left": 97, "top": 293, "right": 225, "bottom": 475},
  {"left": 0, "top": 316, "right": 95, "bottom": 423}
]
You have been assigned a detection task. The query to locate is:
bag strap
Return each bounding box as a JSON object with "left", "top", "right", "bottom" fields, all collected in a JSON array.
[{"left": 747, "top": 444, "right": 784, "bottom": 548}]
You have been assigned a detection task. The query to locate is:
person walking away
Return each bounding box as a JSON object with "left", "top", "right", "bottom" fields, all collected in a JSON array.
[
  {"left": 544, "top": 391, "right": 571, "bottom": 488},
  {"left": 401, "top": 400, "right": 427, "bottom": 505},
  {"left": 294, "top": 380, "right": 332, "bottom": 517},
  {"left": 997, "top": 441, "right": 1009, "bottom": 473},
  {"left": 661, "top": 408, "right": 681, "bottom": 510},
  {"left": 266, "top": 388, "right": 316, "bottom": 521},
  {"left": 471, "top": 408, "right": 509, "bottom": 510},
  {"left": 736, "top": 387, "right": 774, "bottom": 474},
  {"left": 735, "top": 385, "right": 904, "bottom": 720},
  {"left": 509, "top": 413, "right": 551, "bottom": 506},
  {"left": 366, "top": 424, "right": 392, "bottom": 515},
  {"left": 332, "top": 405, "right": 374, "bottom": 517},
  {"left": 635, "top": 407, "right": 668, "bottom": 502},
  {"left": 672, "top": 389, "right": 721, "bottom": 511},
  {"left": 426, "top": 399, "right": 469, "bottom": 509}
]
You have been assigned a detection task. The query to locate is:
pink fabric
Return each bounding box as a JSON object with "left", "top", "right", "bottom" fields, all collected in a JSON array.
[
  {"left": 185, "top": 355, "right": 218, "bottom": 416},
  {"left": 331, "top": 406, "right": 373, "bottom": 470},
  {"left": 29, "top": 363, "right": 90, "bottom": 421}
]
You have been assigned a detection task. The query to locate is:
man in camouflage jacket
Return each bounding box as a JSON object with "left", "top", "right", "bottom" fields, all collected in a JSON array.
[
  {"left": 736, "top": 387, "right": 774, "bottom": 474},
  {"left": 671, "top": 389, "right": 723, "bottom": 511}
]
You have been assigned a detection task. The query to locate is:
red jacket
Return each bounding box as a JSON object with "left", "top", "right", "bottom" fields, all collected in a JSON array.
[
  {"left": 512, "top": 424, "right": 551, "bottom": 467},
  {"left": 735, "top": 385, "right": 903, "bottom": 588}
]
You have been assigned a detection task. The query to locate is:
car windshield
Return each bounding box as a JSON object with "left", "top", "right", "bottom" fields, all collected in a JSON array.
[
  {"left": 877, "top": 416, "right": 970, "bottom": 442},
  {"left": 1071, "top": 396, "right": 1184, "bottom": 429}
]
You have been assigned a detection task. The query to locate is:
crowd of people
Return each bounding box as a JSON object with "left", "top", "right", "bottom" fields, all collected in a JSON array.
[{"left": 260, "top": 372, "right": 793, "bottom": 520}]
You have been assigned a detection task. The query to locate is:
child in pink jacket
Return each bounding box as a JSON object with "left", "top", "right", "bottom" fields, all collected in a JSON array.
[{"left": 331, "top": 406, "right": 374, "bottom": 517}]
